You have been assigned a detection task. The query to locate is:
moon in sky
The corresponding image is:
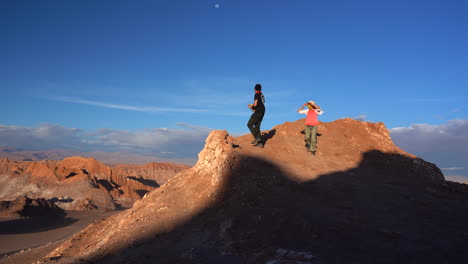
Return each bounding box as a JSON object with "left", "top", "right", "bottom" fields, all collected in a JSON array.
[{"left": 214, "top": 4, "right": 220, "bottom": 8}]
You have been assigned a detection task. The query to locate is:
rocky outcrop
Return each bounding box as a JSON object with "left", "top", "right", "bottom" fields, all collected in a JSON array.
[
  {"left": 111, "top": 162, "right": 190, "bottom": 200},
  {"left": 0, "top": 196, "right": 62, "bottom": 218},
  {"left": 0, "top": 157, "right": 190, "bottom": 211},
  {"left": 41, "top": 130, "right": 235, "bottom": 262},
  {"left": 38, "top": 118, "right": 468, "bottom": 264}
]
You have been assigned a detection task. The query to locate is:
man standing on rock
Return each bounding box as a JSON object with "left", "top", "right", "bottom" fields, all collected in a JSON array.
[
  {"left": 247, "top": 84, "right": 266, "bottom": 148},
  {"left": 298, "top": 101, "right": 323, "bottom": 155}
]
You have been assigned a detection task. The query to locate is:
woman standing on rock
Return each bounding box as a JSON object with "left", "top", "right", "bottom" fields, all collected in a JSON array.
[
  {"left": 298, "top": 100, "right": 323, "bottom": 155},
  {"left": 247, "top": 84, "right": 266, "bottom": 148}
]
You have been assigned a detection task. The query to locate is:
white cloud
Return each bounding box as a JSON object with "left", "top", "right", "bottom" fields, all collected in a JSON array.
[
  {"left": 49, "top": 95, "right": 251, "bottom": 117},
  {"left": 0, "top": 123, "right": 82, "bottom": 149},
  {"left": 390, "top": 119, "right": 468, "bottom": 153},
  {"left": 353, "top": 115, "right": 368, "bottom": 121},
  {"left": 50, "top": 96, "right": 210, "bottom": 113},
  {"left": 0, "top": 123, "right": 212, "bottom": 157},
  {"left": 390, "top": 119, "right": 468, "bottom": 181},
  {"left": 441, "top": 167, "right": 464, "bottom": 171},
  {"left": 445, "top": 175, "right": 468, "bottom": 183},
  {"left": 86, "top": 124, "right": 212, "bottom": 155}
]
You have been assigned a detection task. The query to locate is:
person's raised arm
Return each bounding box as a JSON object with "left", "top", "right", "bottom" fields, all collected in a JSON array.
[{"left": 297, "top": 103, "right": 308, "bottom": 113}]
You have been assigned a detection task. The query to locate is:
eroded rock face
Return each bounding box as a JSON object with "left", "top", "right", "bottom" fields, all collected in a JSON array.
[
  {"left": 42, "top": 130, "right": 236, "bottom": 262},
  {"left": 111, "top": 162, "right": 190, "bottom": 199},
  {"left": 0, "top": 157, "right": 190, "bottom": 211},
  {"left": 38, "top": 119, "right": 468, "bottom": 264},
  {"left": 0, "top": 196, "right": 62, "bottom": 218}
]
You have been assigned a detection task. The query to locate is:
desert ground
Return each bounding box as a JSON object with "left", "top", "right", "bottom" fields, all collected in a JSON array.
[{"left": 0, "top": 210, "right": 120, "bottom": 264}]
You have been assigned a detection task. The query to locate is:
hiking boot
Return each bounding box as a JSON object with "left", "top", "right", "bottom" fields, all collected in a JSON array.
[
  {"left": 311, "top": 150, "right": 316, "bottom": 156},
  {"left": 253, "top": 142, "right": 264, "bottom": 148},
  {"left": 251, "top": 138, "right": 261, "bottom": 145}
]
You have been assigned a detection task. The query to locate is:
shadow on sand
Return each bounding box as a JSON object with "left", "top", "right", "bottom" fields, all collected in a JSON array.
[
  {"left": 0, "top": 207, "right": 77, "bottom": 235},
  {"left": 62, "top": 151, "right": 468, "bottom": 264}
]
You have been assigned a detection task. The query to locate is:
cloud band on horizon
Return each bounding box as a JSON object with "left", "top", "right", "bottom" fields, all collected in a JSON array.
[
  {"left": 390, "top": 119, "right": 468, "bottom": 183},
  {"left": 0, "top": 123, "right": 213, "bottom": 158}
]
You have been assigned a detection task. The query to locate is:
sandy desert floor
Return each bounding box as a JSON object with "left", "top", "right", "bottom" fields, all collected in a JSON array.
[{"left": 0, "top": 210, "right": 120, "bottom": 264}]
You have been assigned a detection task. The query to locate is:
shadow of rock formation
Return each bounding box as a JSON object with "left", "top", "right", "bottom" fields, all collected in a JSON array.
[
  {"left": 86, "top": 153, "right": 468, "bottom": 264},
  {"left": 0, "top": 197, "right": 77, "bottom": 235},
  {"left": 126, "top": 176, "right": 160, "bottom": 188}
]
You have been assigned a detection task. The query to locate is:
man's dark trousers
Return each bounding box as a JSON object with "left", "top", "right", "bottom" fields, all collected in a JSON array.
[{"left": 247, "top": 111, "right": 264, "bottom": 141}]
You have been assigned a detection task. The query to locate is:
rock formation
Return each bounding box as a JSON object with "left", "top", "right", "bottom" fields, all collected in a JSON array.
[
  {"left": 0, "top": 158, "right": 189, "bottom": 211},
  {"left": 26, "top": 118, "right": 468, "bottom": 263},
  {"left": 0, "top": 196, "right": 62, "bottom": 218}
]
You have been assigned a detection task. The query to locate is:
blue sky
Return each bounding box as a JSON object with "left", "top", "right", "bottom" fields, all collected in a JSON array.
[{"left": 1, "top": 0, "right": 468, "bottom": 180}]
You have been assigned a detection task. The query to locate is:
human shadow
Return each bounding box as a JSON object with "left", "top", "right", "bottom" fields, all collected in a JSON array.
[
  {"left": 261, "top": 129, "right": 276, "bottom": 147},
  {"left": 72, "top": 151, "right": 468, "bottom": 264}
]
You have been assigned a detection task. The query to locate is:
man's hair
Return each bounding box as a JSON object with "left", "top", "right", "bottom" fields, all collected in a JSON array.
[{"left": 254, "top": 84, "right": 262, "bottom": 91}]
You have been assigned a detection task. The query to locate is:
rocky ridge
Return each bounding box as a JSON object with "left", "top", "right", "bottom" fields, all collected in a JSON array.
[{"left": 30, "top": 118, "right": 468, "bottom": 263}]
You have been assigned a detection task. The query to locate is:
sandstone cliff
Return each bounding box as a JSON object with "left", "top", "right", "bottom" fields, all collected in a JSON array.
[
  {"left": 35, "top": 118, "right": 468, "bottom": 263},
  {"left": 0, "top": 158, "right": 189, "bottom": 211}
]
